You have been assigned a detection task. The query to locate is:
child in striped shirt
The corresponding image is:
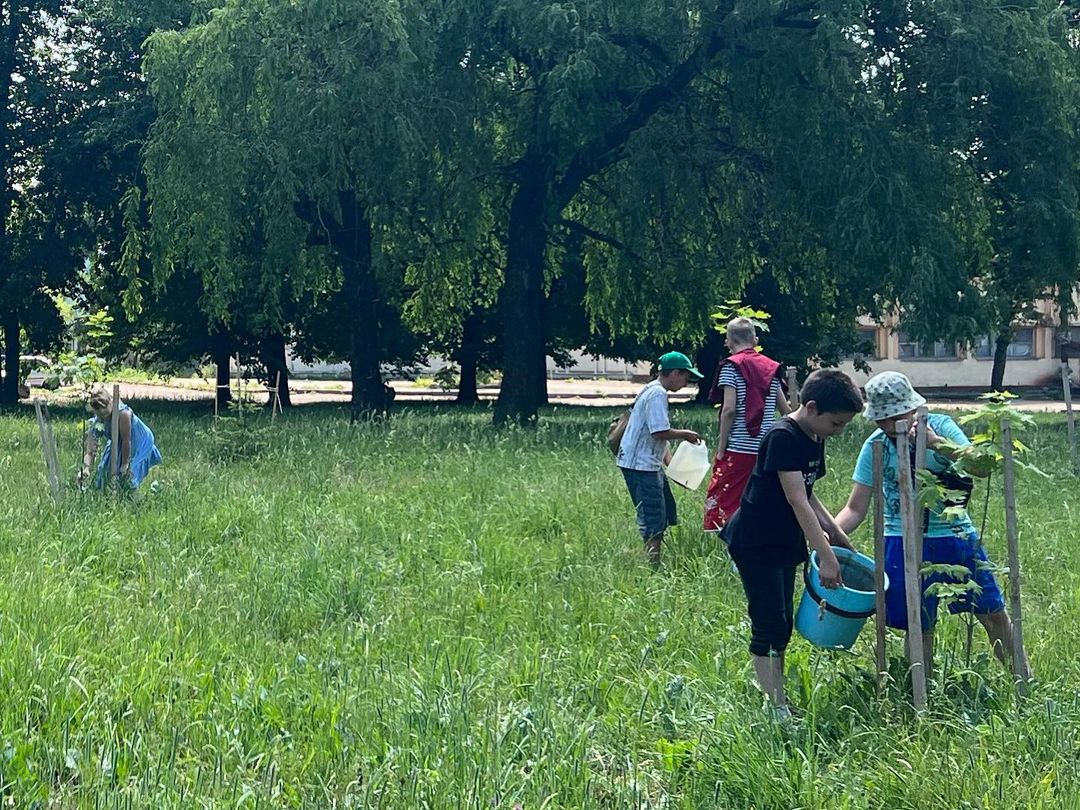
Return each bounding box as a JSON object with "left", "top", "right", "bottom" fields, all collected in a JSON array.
[{"left": 703, "top": 318, "right": 792, "bottom": 532}]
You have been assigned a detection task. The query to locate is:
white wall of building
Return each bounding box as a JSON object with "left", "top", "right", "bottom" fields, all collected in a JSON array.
[
  {"left": 837, "top": 356, "right": 1075, "bottom": 388},
  {"left": 545, "top": 350, "right": 650, "bottom": 380},
  {"left": 840, "top": 313, "right": 1080, "bottom": 388}
]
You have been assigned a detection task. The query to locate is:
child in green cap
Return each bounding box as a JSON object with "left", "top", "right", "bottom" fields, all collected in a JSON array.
[{"left": 616, "top": 351, "right": 704, "bottom": 566}]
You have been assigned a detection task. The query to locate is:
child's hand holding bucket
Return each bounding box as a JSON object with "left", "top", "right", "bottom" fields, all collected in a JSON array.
[{"left": 818, "top": 550, "right": 844, "bottom": 590}]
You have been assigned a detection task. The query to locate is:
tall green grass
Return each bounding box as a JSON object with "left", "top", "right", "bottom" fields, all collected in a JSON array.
[{"left": 1, "top": 400, "right": 1078, "bottom": 808}]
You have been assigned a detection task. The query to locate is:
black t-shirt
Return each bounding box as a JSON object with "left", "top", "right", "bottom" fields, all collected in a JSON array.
[{"left": 723, "top": 417, "right": 826, "bottom": 566}]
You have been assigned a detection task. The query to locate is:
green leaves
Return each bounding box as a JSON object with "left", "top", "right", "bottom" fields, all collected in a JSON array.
[
  {"left": 143, "top": 0, "right": 417, "bottom": 310},
  {"left": 711, "top": 301, "right": 771, "bottom": 335},
  {"left": 952, "top": 392, "right": 1049, "bottom": 478},
  {"left": 36, "top": 0, "right": 1080, "bottom": 412}
]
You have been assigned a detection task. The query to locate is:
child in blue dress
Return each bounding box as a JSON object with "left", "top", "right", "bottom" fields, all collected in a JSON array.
[{"left": 79, "top": 386, "right": 162, "bottom": 489}]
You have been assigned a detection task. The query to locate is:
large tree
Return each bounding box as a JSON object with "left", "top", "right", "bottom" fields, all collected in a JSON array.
[
  {"left": 853, "top": 0, "right": 1080, "bottom": 385},
  {"left": 139, "top": 0, "right": 433, "bottom": 419},
  {"left": 0, "top": 0, "right": 80, "bottom": 404},
  {"left": 0, "top": 0, "right": 198, "bottom": 403},
  {"left": 442, "top": 3, "right": 831, "bottom": 423},
  {"left": 444, "top": 1, "right": 1017, "bottom": 422},
  {"left": 969, "top": 5, "right": 1080, "bottom": 387}
]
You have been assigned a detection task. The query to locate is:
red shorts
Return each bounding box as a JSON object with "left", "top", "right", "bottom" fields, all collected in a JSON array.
[{"left": 703, "top": 451, "right": 757, "bottom": 532}]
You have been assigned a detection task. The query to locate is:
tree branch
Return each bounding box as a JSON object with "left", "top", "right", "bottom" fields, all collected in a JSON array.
[
  {"left": 554, "top": 3, "right": 819, "bottom": 208},
  {"left": 773, "top": 3, "right": 819, "bottom": 30},
  {"left": 558, "top": 218, "right": 647, "bottom": 264},
  {"left": 606, "top": 33, "right": 673, "bottom": 66}
]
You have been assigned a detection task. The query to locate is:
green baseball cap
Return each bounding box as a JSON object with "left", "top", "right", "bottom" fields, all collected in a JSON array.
[{"left": 658, "top": 351, "right": 704, "bottom": 379}]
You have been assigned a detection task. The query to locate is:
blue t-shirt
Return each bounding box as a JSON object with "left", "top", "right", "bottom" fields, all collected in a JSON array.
[{"left": 852, "top": 413, "right": 975, "bottom": 538}]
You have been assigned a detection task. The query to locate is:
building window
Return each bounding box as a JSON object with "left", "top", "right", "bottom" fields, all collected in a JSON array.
[
  {"left": 897, "top": 331, "right": 957, "bottom": 360},
  {"left": 973, "top": 327, "right": 1034, "bottom": 360},
  {"left": 846, "top": 326, "right": 880, "bottom": 360},
  {"left": 1054, "top": 326, "right": 1080, "bottom": 359}
]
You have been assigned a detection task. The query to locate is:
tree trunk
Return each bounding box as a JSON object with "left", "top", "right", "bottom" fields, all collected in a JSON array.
[
  {"left": 211, "top": 332, "right": 234, "bottom": 411},
  {"left": 1, "top": 310, "right": 18, "bottom": 405},
  {"left": 336, "top": 189, "right": 388, "bottom": 420},
  {"left": 990, "top": 330, "right": 1010, "bottom": 391},
  {"left": 455, "top": 312, "right": 482, "bottom": 405},
  {"left": 694, "top": 331, "right": 726, "bottom": 404},
  {"left": 261, "top": 332, "right": 291, "bottom": 409},
  {"left": 495, "top": 156, "right": 550, "bottom": 425},
  {"left": 0, "top": 8, "right": 17, "bottom": 409}
]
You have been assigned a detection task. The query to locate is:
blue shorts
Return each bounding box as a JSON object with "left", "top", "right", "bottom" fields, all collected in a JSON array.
[
  {"left": 884, "top": 531, "right": 1006, "bottom": 631},
  {"left": 621, "top": 468, "right": 678, "bottom": 539}
]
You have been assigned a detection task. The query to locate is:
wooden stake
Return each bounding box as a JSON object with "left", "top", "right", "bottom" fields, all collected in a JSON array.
[
  {"left": 872, "top": 441, "right": 887, "bottom": 688},
  {"left": 110, "top": 384, "right": 120, "bottom": 487},
  {"left": 33, "top": 399, "right": 62, "bottom": 501},
  {"left": 786, "top": 368, "right": 799, "bottom": 407},
  {"left": 272, "top": 370, "right": 282, "bottom": 422},
  {"left": 1063, "top": 362, "right": 1078, "bottom": 474},
  {"left": 43, "top": 403, "right": 61, "bottom": 490},
  {"left": 80, "top": 415, "right": 89, "bottom": 490},
  {"left": 1001, "top": 419, "right": 1029, "bottom": 692},
  {"left": 896, "top": 419, "right": 927, "bottom": 710},
  {"left": 214, "top": 362, "right": 219, "bottom": 419},
  {"left": 914, "top": 407, "right": 929, "bottom": 570}
]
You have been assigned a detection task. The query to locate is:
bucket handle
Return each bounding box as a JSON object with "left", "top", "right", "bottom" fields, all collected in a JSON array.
[{"left": 803, "top": 568, "right": 876, "bottom": 620}]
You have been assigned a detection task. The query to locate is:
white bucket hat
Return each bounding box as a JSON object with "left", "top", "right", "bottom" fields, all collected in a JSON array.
[{"left": 863, "top": 371, "right": 927, "bottom": 421}]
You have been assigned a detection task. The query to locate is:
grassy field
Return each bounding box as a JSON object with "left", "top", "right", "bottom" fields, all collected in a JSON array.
[{"left": 2, "top": 400, "right": 1080, "bottom": 808}]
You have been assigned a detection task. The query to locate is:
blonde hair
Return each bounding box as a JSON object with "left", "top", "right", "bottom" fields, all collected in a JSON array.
[
  {"left": 726, "top": 317, "right": 758, "bottom": 348},
  {"left": 88, "top": 386, "right": 112, "bottom": 412}
]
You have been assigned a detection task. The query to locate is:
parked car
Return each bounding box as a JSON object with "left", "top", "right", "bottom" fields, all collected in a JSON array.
[{"left": 0, "top": 355, "right": 54, "bottom": 397}]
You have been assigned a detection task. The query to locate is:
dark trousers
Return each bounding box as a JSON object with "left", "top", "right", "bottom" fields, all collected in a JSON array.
[{"left": 736, "top": 558, "right": 797, "bottom": 656}]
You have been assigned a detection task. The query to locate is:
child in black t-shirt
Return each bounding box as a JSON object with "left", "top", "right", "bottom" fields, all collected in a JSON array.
[{"left": 722, "top": 369, "right": 864, "bottom": 719}]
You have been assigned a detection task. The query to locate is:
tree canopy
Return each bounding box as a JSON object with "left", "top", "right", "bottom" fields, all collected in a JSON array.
[{"left": 3, "top": 0, "right": 1079, "bottom": 412}]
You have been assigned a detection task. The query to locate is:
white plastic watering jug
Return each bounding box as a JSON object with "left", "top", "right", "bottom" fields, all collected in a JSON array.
[{"left": 664, "top": 440, "right": 711, "bottom": 490}]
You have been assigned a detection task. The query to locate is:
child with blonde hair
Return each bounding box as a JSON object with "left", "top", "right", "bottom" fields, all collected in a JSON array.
[
  {"left": 79, "top": 386, "right": 162, "bottom": 489},
  {"left": 703, "top": 317, "right": 791, "bottom": 532}
]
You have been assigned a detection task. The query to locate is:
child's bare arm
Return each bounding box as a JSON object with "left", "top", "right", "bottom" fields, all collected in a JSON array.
[
  {"left": 810, "top": 493, "right": 855, "bottom": 551},
  {"left": 776, "top": 388, "right": 793, "bottom": 416},
  {"left": 924, "top": 422, "right": 992, "bottom": 478},
  {"left": 83, "top": 432, "right": 97, "bottom": 466},
  {"left": 835, "top": 483, "right": 872, "bottom": 534},
  {"left": 80, "top": 430, "right": 98, "bottom": 483},
  {"left": 716, "top": 386, "right": 736, "bottom": 459},
  {"left": 778, "top": 471, "right": 842, "bottom": 588},
  {"left": 652, "top": 428, "right": 701, "bottom": 444},
  {"left": 119, "top": 410, "right": 134, "bottom": 473}
]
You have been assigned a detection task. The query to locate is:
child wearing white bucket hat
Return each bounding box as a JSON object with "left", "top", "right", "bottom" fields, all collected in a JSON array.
[{"left": 834, "top": 371, "right": 1030, "bottom": 679}]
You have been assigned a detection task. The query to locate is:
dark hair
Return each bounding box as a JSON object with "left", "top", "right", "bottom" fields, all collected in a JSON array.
[{"left": 800, "top": 369, "right": 863, "bottom": 415}]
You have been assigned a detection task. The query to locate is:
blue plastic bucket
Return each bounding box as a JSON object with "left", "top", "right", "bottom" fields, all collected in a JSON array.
[{"left": 795, "top": 547, "right": 887, "bottom": 650}]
